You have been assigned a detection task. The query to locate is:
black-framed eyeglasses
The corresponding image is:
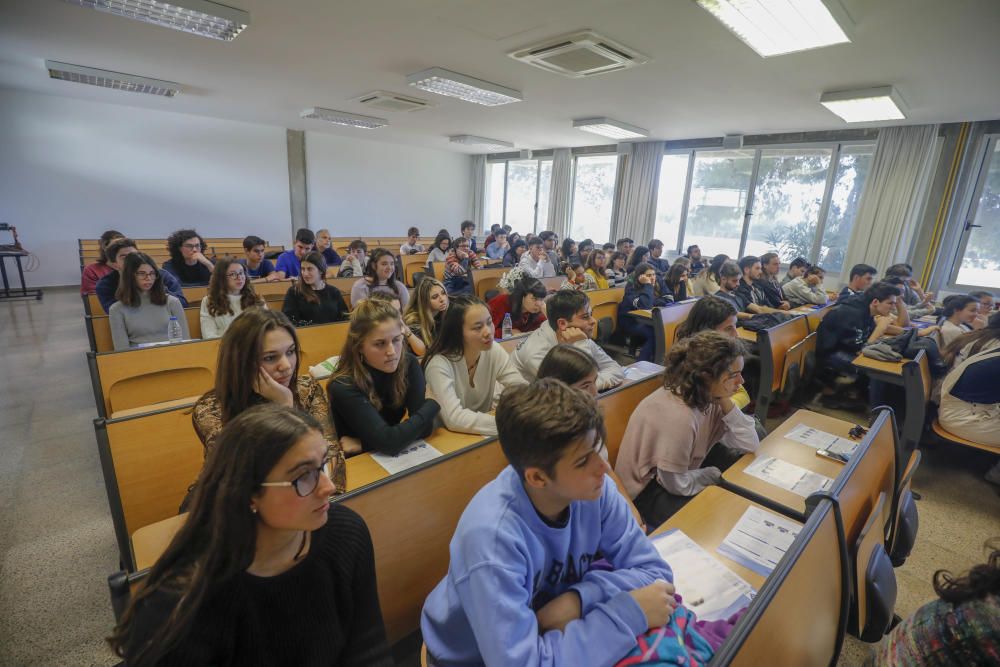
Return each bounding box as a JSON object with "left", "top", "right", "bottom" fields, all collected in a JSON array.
[
  {"left": 260, "top": 453, "right": 333, "bottom": 497},
  {"left": 182, "top": 242, "right": 202, "bottom": 250},
  {"left": 225, "top": 271, "right": 245, "bottom": 279}
]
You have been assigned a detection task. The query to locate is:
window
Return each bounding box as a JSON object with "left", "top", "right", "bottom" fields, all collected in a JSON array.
[
  {"left": 653, "top": 153, "right": 690, "bottom": 250},
  {"left": 954, "top": 137, "right": 1000, "bottom": 288},
  {"left": 570, "top": 154, "right": 618, "bottom": 244},
  {"left": 819, "top": 145, "right": 874, "bottom": 273},
  {"left": 485, "top": 159, "right": 552, "bottom": 234},
  {"left": 683, "top": 150, "right": 755, "bottom": 258},
  {"left": 745, "top": 148, "right": 833, "bottom": 261}
]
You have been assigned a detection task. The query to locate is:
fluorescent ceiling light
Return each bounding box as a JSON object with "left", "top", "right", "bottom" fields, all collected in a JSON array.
[
  {"left": 820, "top": 86, "right": 906, "bottom": 123},
  {"left": 449, "top": 135, "right": 515, "bottom": 151},
  {"left": 301, "top": 107, "right": 388, "bottom": 129},
  {"left": 696, "top": 0, "right": 851, "bottom": 57},
  {"left": 46, "top": 60, "right": 181, "bottom": 96},
  {"left": 408, "top": 67, "right": 522, "bottom": 106},
  {"left": 573, "top": 117, "right": 648, "bottom": 140},
  {"left": 63, "top": 0, "right": 249, "bottom": 41}
]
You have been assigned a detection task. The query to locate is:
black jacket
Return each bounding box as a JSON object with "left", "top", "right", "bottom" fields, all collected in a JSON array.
[{"left": 817, "top": 293, "right": 874, "bottom": 357}]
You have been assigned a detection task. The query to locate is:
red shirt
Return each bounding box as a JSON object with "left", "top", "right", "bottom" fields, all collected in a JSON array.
[
  {"left": 487, "top": 293, "right": 546, "bottom": 338},
  {"left": 81, "top": 262, "right": 114, "bottom": 294}
]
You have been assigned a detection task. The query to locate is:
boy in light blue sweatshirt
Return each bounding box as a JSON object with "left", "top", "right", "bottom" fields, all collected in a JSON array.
[{"left": 421, "top": 379, "right": 676, "bottom": 667}]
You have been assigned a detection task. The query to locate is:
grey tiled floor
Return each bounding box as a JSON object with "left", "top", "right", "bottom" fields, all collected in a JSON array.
[{"left": 1, "top": 288, "right": 997, "bottom": 665}]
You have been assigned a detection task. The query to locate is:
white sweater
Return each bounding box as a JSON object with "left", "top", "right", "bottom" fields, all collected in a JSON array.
[
  {"left": 424, "top": 344, "right": 527, "bottom": 436},
  {"left": 199, "top": 294, "right": 257, "bottom": 339},
  {"left": 510, "top": 324, "right": 625, "bottom": 390}
]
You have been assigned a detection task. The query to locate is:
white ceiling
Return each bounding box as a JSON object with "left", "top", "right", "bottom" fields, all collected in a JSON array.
[{"left": 1, "top": 0, "right": 999, "bottom": 154}]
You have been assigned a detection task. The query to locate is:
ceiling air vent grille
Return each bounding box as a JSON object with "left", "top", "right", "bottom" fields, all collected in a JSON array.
[
  {"left": 353, "top": 91, "right": 432, "bottom": 113},
  {"left": 509, "top": 30, "right": 648, "bottom": 78}
]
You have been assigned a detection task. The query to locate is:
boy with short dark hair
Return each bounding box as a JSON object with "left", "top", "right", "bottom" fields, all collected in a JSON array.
[
  {"left": 782, "top": 257, "right": 809, "bottom": 286},
  {"left": 838, "top": 264, "right": 877, "bottom": 301},
  {"left": 241, "top": 235, "right": 277, "bottom": 281},
  {"left": 274, "top": 228, "right": 315, "bottom": 279},
  {"left": 422, "top": 379, "right": 674, "bottom": 666},
  {"left": 459, "top": 220, "right": 478, "bottom": 253},
  {"left": 685, "top": 245, "right": 704, "bottom": 276},
  {"left": 400, "top": 227, "right": 425, "bottom": 255},
  {"left": 511, "top": 290, "right": 624, "bottom": 389},
  {"left": 337, "top": 239, "right": 368, "bottom": 278},
  {"left": 646, "top": 239, "right": 669, "bottom": 273}
]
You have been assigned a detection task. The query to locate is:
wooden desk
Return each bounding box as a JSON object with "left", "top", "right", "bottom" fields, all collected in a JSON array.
[
  {"left": 737, "top": 328, "right": 758, "bottom": 342},
  {"left": 722, "top": 409, "right": 856, "bottom": 515},
  {"left": 629, "top": 309, "right": 652, "bottom": 320},
  {"left": 650, "top": 486, "right": 775, "bottom": 591},
  {"left": 852, "top": 354, "right": 905, "bottom": 379}
]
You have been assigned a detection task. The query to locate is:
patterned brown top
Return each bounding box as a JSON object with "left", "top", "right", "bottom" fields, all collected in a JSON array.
[{"left": 192, "top": 376, "right": 347, "bottom": 494}]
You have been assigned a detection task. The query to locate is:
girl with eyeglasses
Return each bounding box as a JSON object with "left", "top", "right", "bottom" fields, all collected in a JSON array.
[
  {"left": 162, "top": 228, "right": 214, "bottom": 286},
  {"left": 109, "top": 404, "right": 391, "bottom": 666},
  {"left": 109, "top": 253, "right": 189, "bottom": 351},
  {"left": 200, "top": 257, "right": 266, "bottom": 339}
]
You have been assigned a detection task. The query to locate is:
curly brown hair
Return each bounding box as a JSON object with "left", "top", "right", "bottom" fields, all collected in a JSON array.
[{"left": 662, "top": 330, "right": 743, "bottom": 409}]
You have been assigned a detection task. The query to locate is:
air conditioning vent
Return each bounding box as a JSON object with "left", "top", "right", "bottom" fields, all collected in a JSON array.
[
  {"left": 352, "top": 91, "right": 433, "bottom": 113},
  {"left": 509, "top": 30, "right": 648, "bottom": 78}
]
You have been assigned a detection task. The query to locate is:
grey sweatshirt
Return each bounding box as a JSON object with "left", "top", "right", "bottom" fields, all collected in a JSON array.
[{"left": 109, "top": 293, "right": 189, "bottom": 350}]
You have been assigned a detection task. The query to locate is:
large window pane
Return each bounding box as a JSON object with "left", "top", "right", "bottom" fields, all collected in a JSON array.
[
  {"left": 745, "top": 148, "right": 833, "bottom": 261},
  {"left": 504, "top": 160, "right": 539, "bottom": 233},
  {"left": 653, "top": 153, "right": 690, "bottom": 251},
  {"left": 820, "top": 145, "right": 874, "bottom": 273},
  {"left": 571, "top": 155, "right": 618, "bottom": 244},
  {"left": 536, "top": 160, "right": 552, "bottom": 234},
  {"left": 956, "top": 140, "right": 1000, "bottom": 288},
  {"left": 683, "top": 150, "right": 754, "bottom": 258},
  {"left": 486, "top": 162, "right": 505, "bottom": 231}
]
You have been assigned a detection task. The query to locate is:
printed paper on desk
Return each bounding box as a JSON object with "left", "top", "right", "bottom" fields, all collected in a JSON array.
[
  {"left": 624, "top": 361, "right": 665, "bottom": 381},
  {"left": 786, "top": 424, "right": 858, "bottom": 458},
  {"left": 370, "top": 440, "right": 442, "bottom": 476},
  {"left": 717, "top": 507, "right": 801, "bottom": 577},
  {"left": 652, "top": 529, "right": 755, "bottom": 621},
  {"left": 743, "top": 457, "right": 833, "bottom": 497}
]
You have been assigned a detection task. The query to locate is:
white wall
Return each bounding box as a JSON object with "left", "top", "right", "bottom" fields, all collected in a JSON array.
[
  {"left": 306, "top": 131, "right": 472, "bottom": 237},
  {"left": 0, "top": 88, "right": 293, "bottom": 288}
]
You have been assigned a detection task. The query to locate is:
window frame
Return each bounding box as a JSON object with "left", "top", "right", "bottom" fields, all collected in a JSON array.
[
  {"left": 485, "top": 157, "right": 553, "bottom": 234},
  {"left": 946, "top": 133, "right": 1000, "bottom": 292}
]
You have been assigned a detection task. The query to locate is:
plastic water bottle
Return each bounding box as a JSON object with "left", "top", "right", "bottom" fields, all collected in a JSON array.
[
  {"left": 501, "top": 313, "right": 513, "bottom": 339},
  {"left": 167, "top": 316, "right": 183, "bottom": 343}
]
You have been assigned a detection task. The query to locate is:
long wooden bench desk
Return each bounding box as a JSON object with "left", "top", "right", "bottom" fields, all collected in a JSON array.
[{"left": 852, "top": 348, "right": 930, "bottom": 452}]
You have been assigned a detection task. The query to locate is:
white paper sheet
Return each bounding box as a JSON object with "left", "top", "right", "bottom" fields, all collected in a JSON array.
[
  {"left": 743, "top": 457, "right": 833, "bottom": 497},
  {"left": 369, "top": 440, "right": 443, "bottom": 475},
  {"left": 717, "top": 506, "right": 801, "bottom": 576},
  {"left": 785, "top": 423, "right": 858, "bottom": 459},
  {"left": 623, "top": 361, "right": 665, "bottom": 381},
  {"left": 652, "top": 529, "right": 755, "bottom": 621}
]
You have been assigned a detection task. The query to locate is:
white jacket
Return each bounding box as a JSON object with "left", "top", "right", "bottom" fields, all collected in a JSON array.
[{"left": 510, "top": 324, "right": 625, "bottom": 390}]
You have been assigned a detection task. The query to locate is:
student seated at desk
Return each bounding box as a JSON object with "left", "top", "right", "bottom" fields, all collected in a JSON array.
[
  {"left": 109, "top": 253, "right": 189, "bottom": 351},
  {"left": 423, "top": 295, "right": 526, "bottom": 436},
  {"left": 755, "top": 252, "right": 791, "bottom": 310},
  {"left": 487, "top": 272, "right": 547, "bottom": 338},
  {"left": 970, "top": 290, "right": 996, "bottom": 328},
  {"left": 885, "top": 263, "right": 935, "bottom": 318},
  {"left": 351, "top": 248, "right": 410, "bottom": 310},
  {"left": 615, "top": 332, "right": 759, "bottom": 528},
  {"left": 191, "top": 308, "right": 346, "bottom": 492},
  {"left": 240, "top": 235, "right": 278, "bottom": 282},
  {"left": 443, "top": 236, "right": 483, "bottom": 295},
  {"left": 674, "top": 297, "right": 751, "bottom": 411},
  {"left": 817, "top": 282, "right": 908, "bottom": 379},
  {"left": 781, "top": 256, "right": 809, "bottom": 286},
  {"left": 714, "top": 260, "right": 753, "bottom": 320},
  {"left": 519, "top": 237, "right": 557, "bottom": 279},
  {"left": 161, "top": 229, "right": 214, "bottom": 287},
  {"left": 281, "top": 252, "right": 349, "bottom": 326},
  {"left": 691, "top": 253, "right": 728, "bottom": 297},
  {"left": 199, "top": 258, "right": 266, "bottom": 339},
  {"left": 502, "top": 239, "right": 527, "bottom": 268},
  {"left": 274, "top": 228, "right": 315, "bottom": 279},
  {"left": 425, "top": 232, "right": 450, "bottom": 269},
  {"left": 838, "top": 263, "right": 878, "bottom": 301},
  {"left": 936, "top": 295, "right": 981, "bottom": 350},
  {"left": 399, "top": 226, "right": 425, "bottom": 255},
  {"left": 80, "top": 229, "right": 122, "bottom": 294},
  {"left": 584, "top": 249, "right": 610, "bottom": 289},
  {"left": 337, "top": 240, "right": 368, "bottom": 278},
  {"left": 404, "top": 277, "right": 449, "bottom": 349},
  {"left": 512, "top": 289, "right": 625, "bottom": 390},
  {"left": 619, "top": 263, "right": 672, "bottom": 363},
  {"left": 314, "top": 228, "right": 342, "bottom": 267},
  {"left": 328, "top": 299, "right": 440, "bottom": 456},
  {"left": 783, "top": 265, "right": 829, "bottom": 307},
  {"left": 485, "top": 229, "right": 509, "bottom": 260},
  {"left": 97, "top": 237, "right": 186, "bottom": 313},
  {"left": 736, "top": 255, "right": 789, "bottom": 313},
  {"left": 663, "top": 263, "right": 690, "bottom": 302},
  {"left": 871, "top": 539, "right": 1000, "bottom": 666},
  {"left": 110, "top": 405, "right": 391, "bottom": 666},
  {"left": 421, "top": 379, "right": 675, "bottom": 667}
]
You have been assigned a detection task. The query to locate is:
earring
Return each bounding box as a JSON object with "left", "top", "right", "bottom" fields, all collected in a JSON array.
[{"left": 250, "top": 506, "right": 258, "bottom": 514}]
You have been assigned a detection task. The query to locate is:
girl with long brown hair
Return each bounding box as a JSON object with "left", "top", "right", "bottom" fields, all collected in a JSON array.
[
  {"left": 192, "top": 308, "right": 346, "bottom": 492},
  {"left": 281, "top": 251, "right": 349, "bottom": 325},
  {"left": 109, "top": 404, "right": 391, "bottom": 666},
  {"left": 109, "top": 252, "right": 188, "bottom": 351},
  {"left": 403, "top": 276, "right": 449, "bottom": 347},
  {"left": 199, "top": 257, "right": 266, "bottom": 339},
  {"left": 328, "top": 298, "right": 439, "bottom": 456},
  {"left": 352, "top": 247, "right": 410, "bottom": 309}
]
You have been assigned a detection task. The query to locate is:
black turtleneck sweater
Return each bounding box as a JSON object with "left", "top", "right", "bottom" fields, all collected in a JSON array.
[
  {"left": 125, "top": 505, "right": 392, "bottom": 666},
  {"left": 327, "top": 354, "right": 440, "bottom": 455}
]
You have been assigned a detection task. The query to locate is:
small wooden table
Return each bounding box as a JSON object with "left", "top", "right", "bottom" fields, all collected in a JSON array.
[
  {"left": 851, "top": 354, "right": 906, "bottom": 379},
  {"left": 722, "top": 409, "right": 857, "bottom": 516},
  {"left": 628, "top": 309, "right": 652, "bottom": 320}
]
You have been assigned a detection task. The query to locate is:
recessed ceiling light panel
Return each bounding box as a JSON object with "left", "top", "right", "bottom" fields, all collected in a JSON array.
[
  {"left": 45, "top": 60, "right": 181, "bottom": 96},
  {"left": 408, "top": 67, "right": 522, "bottom": 106},
  {"left": 572, "top": 117, "right": 648, "bottom": 140},
  {"left": 63, "top": 0, "right": 250, "bottom": 41},
  {"left": 301, "top": 107, "right": 388, "bottom": 129},
  {"left": 820, "top": 86, "right": 906, "bottom": 123},
  {"left": 449, "top": 135, "right": 516, "bottom": 151},
  {"left": 696, "top": 0, "right": 851, "bottom": 57}
]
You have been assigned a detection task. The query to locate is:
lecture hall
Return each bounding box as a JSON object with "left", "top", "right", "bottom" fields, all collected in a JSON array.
[{"left": 1, "top": 0, "right": 999, "bottom": 665}]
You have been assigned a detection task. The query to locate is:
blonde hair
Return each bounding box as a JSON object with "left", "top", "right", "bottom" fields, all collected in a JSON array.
[
  {"left": 404, "top": 277, "right": 447, "bottom": 345},
  {"left": 331, "top": 298, "right": 408, "bottom": 411}
]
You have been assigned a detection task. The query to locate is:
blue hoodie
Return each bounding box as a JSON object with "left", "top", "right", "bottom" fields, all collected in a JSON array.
[{"left": 421, "top": 466, "right": 672, "bottom": 667}]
